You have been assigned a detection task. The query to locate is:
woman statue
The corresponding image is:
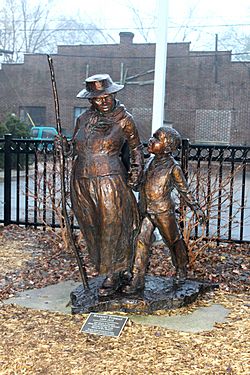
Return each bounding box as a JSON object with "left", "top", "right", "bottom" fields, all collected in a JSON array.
[{"left": 71, "top": 74, "right": 144, "bottom": 297}]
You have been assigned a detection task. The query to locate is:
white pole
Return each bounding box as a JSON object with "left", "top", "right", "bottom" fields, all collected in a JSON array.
[{"left": 151, "top": 0, "right": 169, "bottom": 135}]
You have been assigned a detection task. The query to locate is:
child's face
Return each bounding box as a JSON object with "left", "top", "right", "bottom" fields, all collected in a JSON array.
[{"left": 147, "top": 130, "right": 168, "bottom": 154}]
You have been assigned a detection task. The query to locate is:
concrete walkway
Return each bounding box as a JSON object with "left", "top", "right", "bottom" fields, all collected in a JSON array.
[
  {"left": 3, "top": 280, "right": 230, "bottom": 333},
  {"left": 130, "top": 304, "right": 229, "bottom": 333},
  {"left": 3, "top": 280, "right": 77, "bottom": 314}
]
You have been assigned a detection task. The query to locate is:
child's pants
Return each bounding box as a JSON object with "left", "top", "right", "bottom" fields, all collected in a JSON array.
[{"left": 132, "top": 213, "right": 189, "bottom": 275}]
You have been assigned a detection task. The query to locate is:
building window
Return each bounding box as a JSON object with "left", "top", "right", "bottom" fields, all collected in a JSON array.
[{"left": 19, "top": 106, "right": 46, "bottom": 126}]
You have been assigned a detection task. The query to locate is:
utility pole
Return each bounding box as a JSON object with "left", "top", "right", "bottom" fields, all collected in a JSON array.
[
  {"left": 151, "top": 0, "right": 169, "bottom": 135},
  {"left": 215, "top": 34, "right": 218, "bottom": 84}
]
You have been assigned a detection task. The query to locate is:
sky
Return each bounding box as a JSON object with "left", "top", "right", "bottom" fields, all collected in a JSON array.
[
  {"left": 1, "top": 0, "right": 249, "bottom": 57},
  {"left": 50, "top": 0, "right": 250, "bottom": 50}
]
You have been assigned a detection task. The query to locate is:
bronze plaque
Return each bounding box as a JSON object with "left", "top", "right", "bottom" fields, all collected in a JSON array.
[{"left": 80, "top": 313, "right": 128, "bottom": 337}]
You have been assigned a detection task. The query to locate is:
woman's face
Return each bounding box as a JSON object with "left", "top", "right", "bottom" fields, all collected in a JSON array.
[{"left": 90, "top": 94, "right": 115, "bottom": 113}]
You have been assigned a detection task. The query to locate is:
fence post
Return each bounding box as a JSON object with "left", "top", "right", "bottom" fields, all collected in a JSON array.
[{"left": 4, "top": 134, "right": 12, "bottom": 226}]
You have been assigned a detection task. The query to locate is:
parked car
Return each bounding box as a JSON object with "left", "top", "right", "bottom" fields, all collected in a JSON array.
[{"left": 31, "top": 126, "right": 58, "bottom": 140}]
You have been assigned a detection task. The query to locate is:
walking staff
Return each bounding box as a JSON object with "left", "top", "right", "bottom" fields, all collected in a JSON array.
[{"left": 47, "top": 55, "right": 89, "bottom": 290}]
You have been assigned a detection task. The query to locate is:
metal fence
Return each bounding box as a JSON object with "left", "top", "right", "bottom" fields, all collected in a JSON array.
[
  {"left": 0, "top": 134, "right": 249, "bottom": 243},
  {"left": 179, "top": 140, "right": 250, "bottom": 244}
]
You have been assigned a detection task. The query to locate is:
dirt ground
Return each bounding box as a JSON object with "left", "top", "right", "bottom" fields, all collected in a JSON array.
[{"left": 0, "top": 225, "right": 249, "bottom": 375}]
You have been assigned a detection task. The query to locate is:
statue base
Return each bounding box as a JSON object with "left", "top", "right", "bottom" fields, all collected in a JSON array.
[{"left": 70, "top": 275, "right": 218, "bottom": 314}]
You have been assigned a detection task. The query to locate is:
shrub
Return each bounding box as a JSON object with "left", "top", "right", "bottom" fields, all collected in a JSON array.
[
  {"left": 0, "top": 113, "right": 31, "bottom": 138},
  {"left": 0, "top": 114, "right": 32, "bottom": 169}
]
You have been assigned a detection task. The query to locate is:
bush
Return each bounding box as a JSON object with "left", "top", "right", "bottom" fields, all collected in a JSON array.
[
  {"left": 0, "top": 123, "right": 8, "bottom": 136},
  {"left": 0, "top": 114, "right": 32, "bottom": 169},
  {"left": 0, "top": 113, "right": 31, "bottom": 138}
]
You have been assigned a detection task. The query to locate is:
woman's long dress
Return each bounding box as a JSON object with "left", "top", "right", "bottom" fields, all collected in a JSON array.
[{"left": 70, "top": 103, "right": 143, "bottom": 275}]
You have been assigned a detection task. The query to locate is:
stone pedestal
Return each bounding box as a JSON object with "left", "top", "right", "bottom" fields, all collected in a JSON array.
[{"left": 70, "top": 275, "right": 218, "bottom": 314}]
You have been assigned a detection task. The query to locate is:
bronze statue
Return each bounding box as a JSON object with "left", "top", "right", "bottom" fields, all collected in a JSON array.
[
  {"left": 71, "top": 74, "right": 144, "bottom": 297},
  {"left": 124, "top": 126, "right": 205, "bottom": 294}
]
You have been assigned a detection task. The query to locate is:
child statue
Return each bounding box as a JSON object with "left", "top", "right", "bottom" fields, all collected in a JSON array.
[{"left": 123, "top": 126, "right": 205, "bottom": 294}]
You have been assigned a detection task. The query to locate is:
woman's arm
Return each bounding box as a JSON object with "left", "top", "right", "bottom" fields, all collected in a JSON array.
[{"left": 121, "top": 114, "right": 144, "bottom": 189}]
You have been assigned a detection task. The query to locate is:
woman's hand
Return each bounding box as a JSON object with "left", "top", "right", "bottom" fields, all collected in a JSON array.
[
  {"left": 54, "top": 134, "right": 71, "bottom": 155},
  {"left": 127, "top": 164, "right": 143, "bottom": 190}
]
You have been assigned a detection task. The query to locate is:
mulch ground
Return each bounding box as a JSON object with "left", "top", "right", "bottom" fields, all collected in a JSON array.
[{"left": 0, "top": 224, "right": 249, "bottom": 374}]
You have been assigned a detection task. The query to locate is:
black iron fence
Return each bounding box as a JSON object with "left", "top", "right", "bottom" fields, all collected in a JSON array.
[
  {"left": 0, "top": 134, "right": 249, "bottom": 243},
  {"left": 179, "top": 141, "right": 250, "bottom": 244}
]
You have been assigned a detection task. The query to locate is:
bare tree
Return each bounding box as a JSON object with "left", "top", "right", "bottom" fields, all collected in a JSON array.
[
  {"left": 124, "top": 0, "right": 156, "bottom": 42},
  {"left": 178, "top": 163, "right": 247, "bottom": 267},
  {"left": 54, "top": 16, "right": 116, "bottom": 45},
  {"left": 219, "top": 28, "right": 250, "bottom": 61},
  {"left": 0, "top": 0, "right": 114, "bottom": 63},
  {"left": 0, "top": 0, "right": 52, "bottom": 61}
]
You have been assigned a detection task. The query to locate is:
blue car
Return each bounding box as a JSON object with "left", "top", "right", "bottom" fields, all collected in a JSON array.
[{"left": 31, "top": 126, "right": 58, "bottom": 140}]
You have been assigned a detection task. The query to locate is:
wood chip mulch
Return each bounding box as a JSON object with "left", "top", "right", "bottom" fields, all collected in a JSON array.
[{"left": 0, "top": 225, "right": 249, "bottom": 374}]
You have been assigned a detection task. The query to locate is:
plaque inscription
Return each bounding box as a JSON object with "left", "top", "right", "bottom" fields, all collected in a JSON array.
[{"left": 80, "top": 313, "right": 128, "bottom": 337}]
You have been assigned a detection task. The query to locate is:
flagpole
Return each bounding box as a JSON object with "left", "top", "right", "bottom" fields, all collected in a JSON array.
[{"left": 151, "top": 0, "right": 169, "bottom": 135}]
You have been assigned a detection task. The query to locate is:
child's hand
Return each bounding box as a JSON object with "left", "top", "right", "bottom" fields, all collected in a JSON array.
[{"left": 195, "top": 208, "right": 206, "bottom": 224}]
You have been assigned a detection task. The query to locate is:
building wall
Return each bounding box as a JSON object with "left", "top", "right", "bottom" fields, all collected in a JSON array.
[{"left": 0, "top": 32, "right": 249, "bottom": 144}]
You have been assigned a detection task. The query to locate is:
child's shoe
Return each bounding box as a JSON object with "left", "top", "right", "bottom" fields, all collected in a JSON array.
[{"left": 122, "top": 273, "right": 145, "bottom": 294}]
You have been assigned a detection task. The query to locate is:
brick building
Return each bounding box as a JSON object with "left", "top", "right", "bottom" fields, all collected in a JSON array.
[{"left": 0, "top": 32, "right": 249, "bottom": 144}]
